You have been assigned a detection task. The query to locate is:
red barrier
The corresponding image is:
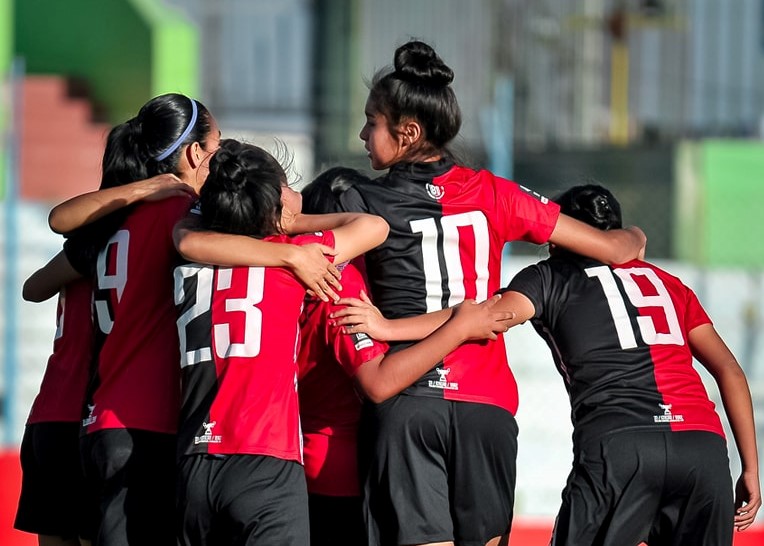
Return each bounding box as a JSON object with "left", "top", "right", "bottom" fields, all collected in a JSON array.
[
  {"left": 1, "top": 449, "right": 762, "bottom": 546},
  {"left": 0, "top": 450, "right": 35, "bottom": 546}
]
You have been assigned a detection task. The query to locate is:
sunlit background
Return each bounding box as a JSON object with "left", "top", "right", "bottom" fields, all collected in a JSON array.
[{"left": 1, "top": 0, "right": 763, "bottom": 544}]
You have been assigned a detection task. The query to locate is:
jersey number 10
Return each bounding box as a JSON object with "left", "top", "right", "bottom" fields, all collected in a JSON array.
[{"left": 410, "top": 211, "right": 491, "bottom": 312}]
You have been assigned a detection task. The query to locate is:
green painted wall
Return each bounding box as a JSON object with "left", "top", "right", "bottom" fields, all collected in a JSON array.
[
  {"left": 14, "top": 0, "right": 198, "bottom": 124},
  {"left": 674, "top": 140, "right": 764, "bottom": 268}
]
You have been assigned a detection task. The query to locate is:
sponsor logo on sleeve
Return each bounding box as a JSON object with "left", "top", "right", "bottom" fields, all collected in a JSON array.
[
  {"left": 353, "top": 332, "right": 374, "bottom": 351},
  {"left": 518, "top": 185, "right": 550, "bottom": 204}
]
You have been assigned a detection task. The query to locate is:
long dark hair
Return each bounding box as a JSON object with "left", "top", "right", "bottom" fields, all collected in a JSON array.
[
  {"left": 66, "top": 93, "right": 213, "bottom": 273},
  {"left": 199, "top": 139, "right": 286, "bottom": 238},
  {"left": 368, "top": 40, "right": 461, "bottom": 159},
  {"left": 100, "top": 93, "right": 213, "bottom": 188}
]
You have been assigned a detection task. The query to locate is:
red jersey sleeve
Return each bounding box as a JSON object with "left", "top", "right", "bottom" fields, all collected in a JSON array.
[
  {"left": 684, "top": 287, "right": 712, "bottom": 332},
  {"left": 328, "top": 265, "right": 388, "bottom": 376},
  {"left": 492, "top": 174, "right": 561, "bottom": 244}
]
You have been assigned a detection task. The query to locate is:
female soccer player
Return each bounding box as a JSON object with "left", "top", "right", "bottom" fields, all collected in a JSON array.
[
  {"left": 172, "top": 139, "right": 389, "bottom": 546},
  {"left": 298, "top": 167, "right": 514, "bottom": 546},
  {"left": 62, "top": 93, "right": 221, "bottom": 546},
  {"left": 335, "top": 40, "right": 646, "bottom": 546},
  {"left": 14, "top": 173, "right": 198, "bottom": 546},
  {"left": 495, "top": 184, "right": 760, "bottom": 545}
]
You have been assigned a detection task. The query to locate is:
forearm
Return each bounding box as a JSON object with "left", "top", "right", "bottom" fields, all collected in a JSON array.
[
  {"left": 380, "top": 310, "right": 452, "bottom": 341},
  {"left": 292, "top": 213, "right": 389, "bottom": 264},
  {"left": 288, "top": 212, "right": 364, "bottom": 234},
  {"left": 175, "top": 228, "right": 296, "bottom": 267},
  {"left": 22, "top": 251, "right": 82, "bottom": 302},
  {"left": 716, "top": 367, "right": 759, "bottom": 473},
  {"left": 49, "top": 185, "right": 149, "bottom": 234},
  {"left": 363, "top": 317, "right": 468, "bottom": 403},
  {"left": 549, "top": 214, "right": 646, "bottom": 265}
]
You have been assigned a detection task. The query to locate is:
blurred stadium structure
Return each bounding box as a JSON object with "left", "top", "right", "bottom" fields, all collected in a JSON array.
[{"left": 1, "top": 0, "right": 763, "bottom": 543}]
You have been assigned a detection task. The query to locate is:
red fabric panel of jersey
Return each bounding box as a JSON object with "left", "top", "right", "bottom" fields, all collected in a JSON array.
[
  {"left": 432, "top": 167, "right": 560, "bottom": 414},
  {"left": 27, "top": 279, "right": 93, "bottom": 424},
  {"left": 298, "top": 264, "right": 388, "bottom": 496},
  {"left": 199, "top": 232, "right": 335, "bottom": 461},
  {"left": 623, "top": 261, "right": 724, "bottom": 438},
  {"left": 85, "top": 196, "right": 192, "bottom": 434}
]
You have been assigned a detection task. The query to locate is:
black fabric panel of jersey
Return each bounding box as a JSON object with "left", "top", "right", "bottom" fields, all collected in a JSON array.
[{"left": 509, "top": 255, "right": 669, "bottom": 446}]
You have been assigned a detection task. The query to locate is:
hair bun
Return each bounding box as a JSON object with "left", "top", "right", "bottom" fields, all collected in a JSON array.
[
  {"left": 393, "top": 40, "right": 454, "bottom": 88},
  {"left": 208, "top": 140, "right": 248, "bottom": 193}
]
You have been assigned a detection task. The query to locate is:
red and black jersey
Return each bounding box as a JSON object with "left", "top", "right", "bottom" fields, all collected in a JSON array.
[
  {"left": 298, "top": 264, "right": 388, "bottom": 496},
  {"left": 507, "top": 256, "right": 724, "bottom": 446},
  {"left": 27, "top": 279, "right": 93, "bottom": 424},
  {"left": 175, "top": 232, "right": 335, "bottom": 462},
  {"left": 83, "top": 196, "right": 193, "bottom": 435},
  {"left": 338, "top": 158, "right": 560, "bottom": 414}
]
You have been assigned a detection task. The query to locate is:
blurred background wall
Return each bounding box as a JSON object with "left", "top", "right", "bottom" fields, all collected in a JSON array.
[{"left": 1, "top": 0, "right": 763, "bottom": 543}]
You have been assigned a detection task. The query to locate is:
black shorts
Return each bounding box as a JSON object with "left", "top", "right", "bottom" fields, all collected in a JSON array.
[
  {"left": 80, "top": 428, "right": 176, "bottom": 546},
  {"left": 14, "top": 422, "right": 94, "bottom": 539},
  {"left": 308, "top": 493, "right": 365, "bottom": 546},
  {"left": 552, "top": 430, "right": 734, "bottom": 546},
  {"left": 177, "top": 453, "right": 309, "bottom": 546},
  {"left": 359, "top": 395, "right": 518, "bottom": 546}
]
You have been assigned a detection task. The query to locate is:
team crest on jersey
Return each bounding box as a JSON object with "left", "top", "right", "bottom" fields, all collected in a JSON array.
[
  {"left": 353, "top": 332, "right": 374, "bottom": 351},
  {"left": 428, "top": 367, "right": 459, "bottom": 391},
  {"left": 82, "top": 404, "right": 97, "bottom": 427},
  {"left": 194, "top": 421, "right": 223, "bottom": 444},
  {"left": 518, "top": 185, "right": 550, "bottom": 204},
  {"left": 653, "top": 403, "right": 684, "bottom": 423},
  {"left": 426, "top": 183, "right": 445, "bottom": 200}
]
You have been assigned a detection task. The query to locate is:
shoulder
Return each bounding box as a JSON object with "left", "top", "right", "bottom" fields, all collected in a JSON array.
[
  {"left": 336, "top": 264, "right": 368, "bottom": 298},
  {"left": 134, "top": 194, "right": 194, "bottom": 221}
]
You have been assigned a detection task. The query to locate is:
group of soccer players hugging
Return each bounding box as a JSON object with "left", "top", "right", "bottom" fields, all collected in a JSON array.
[{"left": 14, "top": 40, "right": 761, "bottom": 546}]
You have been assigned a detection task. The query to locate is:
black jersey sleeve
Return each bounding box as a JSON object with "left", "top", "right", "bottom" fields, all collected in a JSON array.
[
  {"left": 505, "top": 263, "right": 548, "bottom": 319},
  {"left": 337, "top": 185, "right": 370, "bottom": 214}
]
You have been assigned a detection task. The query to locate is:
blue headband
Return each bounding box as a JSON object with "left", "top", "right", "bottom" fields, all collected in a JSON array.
[{"left": 154, "top": 98, "right": 198, "bottom": 161}]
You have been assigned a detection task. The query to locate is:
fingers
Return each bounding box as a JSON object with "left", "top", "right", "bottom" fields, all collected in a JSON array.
[{"left": 317, "top": 244, "right": 339, "bottom": 257}]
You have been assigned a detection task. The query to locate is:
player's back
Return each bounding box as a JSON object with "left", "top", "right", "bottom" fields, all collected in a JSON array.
[
  {"left": 86, "top": 196, "right": 192, "bottom": 434},
  {"left": 510, "top": 256, "right": 724, "bottom": 444}
]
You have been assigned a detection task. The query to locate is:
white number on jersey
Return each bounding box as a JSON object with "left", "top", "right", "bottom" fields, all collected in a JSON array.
[
  {"left": 410, "top": 211, "right": 490, "bottom": 312},
  {"left": 95, "top": 229, "right": 130, "bottom": 334},
  {"left": 175, "top": 266, "right": 265, "bottom": 368},
  {"left": 586, "top": 265, "right": 684, "bottom": 350}
]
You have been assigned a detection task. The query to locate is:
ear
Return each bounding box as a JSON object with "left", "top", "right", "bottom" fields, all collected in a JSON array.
[
  {"left": 399, "top": 119, "right": 423, "bottom": 148},
  {"left": 185, "top": 141, "right": 205, "bottom": 169}
]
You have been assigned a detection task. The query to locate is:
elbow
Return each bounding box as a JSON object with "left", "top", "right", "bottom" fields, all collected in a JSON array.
[
  {"left": 48, "top": 208, "right": 67, "bottom": 235},
  {"left": 22, "top": 281, "right": 47, "bottom": 303},
  {"left": 370, "top": 217, "right": 390, "bottom": 248},
  {"left": 175, "top": 239, "right": 194, "bottom": 261},
  {"left": 363, "top": 384, "right": 395, "bottom": 405}
]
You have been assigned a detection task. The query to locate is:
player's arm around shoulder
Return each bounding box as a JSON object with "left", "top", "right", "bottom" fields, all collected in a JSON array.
[
  {"left": 689, "top": 323, "right": 761, "bottom": 530},
  {"left": 354, "top": 295, "right": 515, "bottom": 404},
  {"left": 286, "top": 212, "right": 389, "bottom": 265},
  {"left": 549, "top": 213, "right": 646, "bottom": 265},
  {"left": 48, "top": 174, "right": 194, "bottom": 234}
]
